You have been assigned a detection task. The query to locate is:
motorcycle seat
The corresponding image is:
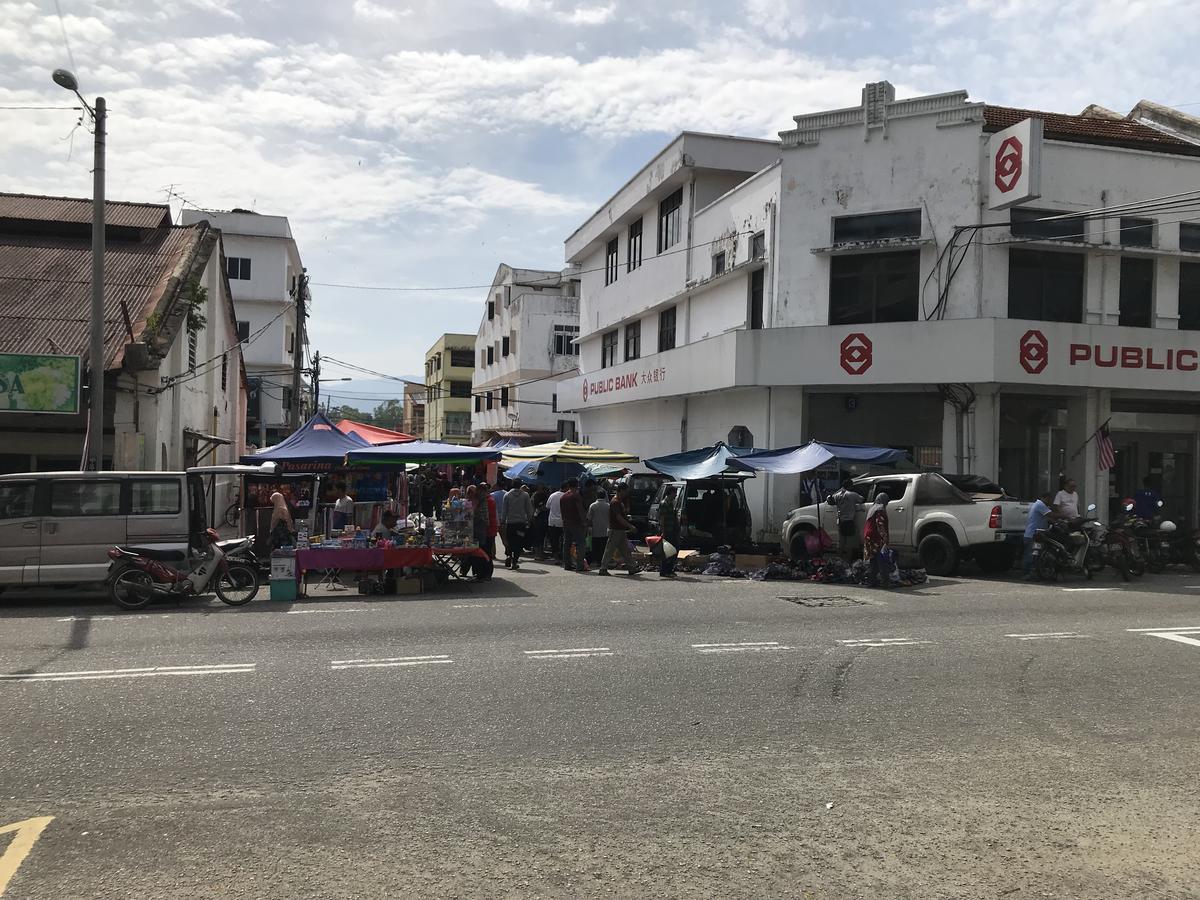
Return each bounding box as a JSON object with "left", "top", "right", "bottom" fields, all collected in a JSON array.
[{"left": 119, "top": 546, "right": 187, "bottom": 562}]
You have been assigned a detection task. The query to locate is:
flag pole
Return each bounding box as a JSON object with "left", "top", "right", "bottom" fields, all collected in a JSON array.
[{"left": 1068, "top": 417, "right": 1112, "bottom": 463}]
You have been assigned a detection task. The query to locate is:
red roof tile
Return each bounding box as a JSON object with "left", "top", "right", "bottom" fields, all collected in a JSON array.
[
  {"left": 984, "top": 105, "right": 1200, "bottom": 157},
  {"left": 0, "top": 192, "right": 172, "bottom": 229}
]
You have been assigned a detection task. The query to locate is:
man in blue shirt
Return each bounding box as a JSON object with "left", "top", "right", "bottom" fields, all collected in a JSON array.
[
  {"left": 1133, "top": 476, "right": 1162, "bottom": 519},
  {"left": 1023, "top": 490, "right": 1060, "bottom": 580}
]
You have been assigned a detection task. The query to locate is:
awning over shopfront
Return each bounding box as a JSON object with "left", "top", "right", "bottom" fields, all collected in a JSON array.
[
  {"left": 335, "top": 419, "right": 416, "bottom": 445},
  {"left": 732, "top": 440, "right": 907, "bottom": 475},
  {"left": 240, "top": 412, "right": 369, "bottom": 467},
  {"left": 346, "top": 441, "right": 502, "bottom": 466},
  {"left": 644, "top": 442, "right": 762, "bottom": 479},
  {"left": 501, "top": 440, "right": 639, "bottom": 464}
]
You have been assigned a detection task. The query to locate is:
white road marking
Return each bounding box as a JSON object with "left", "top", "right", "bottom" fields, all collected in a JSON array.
[
  {"left": 838, "top": 637, "right": 931, "bottom": 648},
  {"left": 330, "top": 654, "right": 453, "bottom": 670},
  {"left": 56, "top": 616, "right": 116, "bottom": 622},
  {"left": 1126, "top": 625, "right": 1200, "bottom": 632},
  {"left": 1127, "top": 626, "right": 1200, "bottom": 649},
  {"left": 691, "top": 641, "right": 795, "bottom": 653},
  {"left": 286, "top": 608, "right": 369, "bottom": 615},
  {"left": 524, "top": 647, "right": 614, "bottom": 659},
  {"left": 0, "top": 663, "right": 256, "bottom": 683},
  {"left": 524, "top": 647, "right": 610, "bottom": 654},
  {"left": 1005, "top": 631, "right": 1090, "bottom": 640},
  {"left": 1061, "top": 587, "right": 1115, "bottom": 592}
]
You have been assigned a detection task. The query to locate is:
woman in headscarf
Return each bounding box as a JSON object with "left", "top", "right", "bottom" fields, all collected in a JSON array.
[
  {"left": 862, "top": 492, "right": 890, "bottom": 586},
  {"left": 269, "top": 491, "right": 296, "bottom": 550}
]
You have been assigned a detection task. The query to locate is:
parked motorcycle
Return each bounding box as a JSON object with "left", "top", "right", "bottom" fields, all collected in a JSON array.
[
  {"left": 106, "top": 528, "right": 260, "bottom": 610},
  {"left": 1130, "top": 500, "right": 1200, "bottom": 572},
  {"left": 1108, "top": 501, "right": 1148, "bottom": 577},
  {"left": 1032, "top": 518, "right": 1102, "bottom": 581}
]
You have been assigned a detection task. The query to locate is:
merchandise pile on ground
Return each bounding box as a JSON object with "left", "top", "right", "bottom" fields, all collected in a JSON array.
[{"left": 682, "top": 548, "right": 928, "bottom": 587}]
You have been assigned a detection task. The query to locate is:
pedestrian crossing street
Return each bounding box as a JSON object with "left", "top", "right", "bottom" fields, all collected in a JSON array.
[{"left": 6, "top": 624, "right": 1200, "bottom": 685}]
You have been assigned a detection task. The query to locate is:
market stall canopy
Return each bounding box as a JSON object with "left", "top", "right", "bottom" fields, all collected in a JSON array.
[
  {"left": 644, "top": 442, "right": 762, "bottom": 480},
  {"left": 500, "top": 440, "right": 639, "bottom": 464},
  {"left": 335, "top": 419, "right": 416, "bottom": 445},
  {"left": 731, "top": 440, "right": 908, "bottom": 475},
  {"left": 240, "top": 412, "right": 369, "bottom": 465},
  {"left": 346, "top": 440, "right": 502, "bottom": 466}
]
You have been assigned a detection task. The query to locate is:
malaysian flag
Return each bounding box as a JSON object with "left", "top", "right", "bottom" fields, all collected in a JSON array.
[{"left": 1096, "top": 423, "right": 1116, "bottom": 471}]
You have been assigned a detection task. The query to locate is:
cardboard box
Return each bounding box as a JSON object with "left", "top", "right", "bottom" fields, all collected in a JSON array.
[{"left": 392, "top": 578, "right": 423, "bottom": 595}]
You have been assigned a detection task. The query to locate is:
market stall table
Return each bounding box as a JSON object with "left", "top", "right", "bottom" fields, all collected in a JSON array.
[{"left": 294, "top": 545, "right": 493, "bottom": 595}]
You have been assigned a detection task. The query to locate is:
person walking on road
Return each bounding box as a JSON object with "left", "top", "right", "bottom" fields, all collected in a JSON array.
[
  {"left": 529, "top": 486, "right": 549, "bottom": 559},
  {"left": 546, "top": 483, "right": 566, "bottom": 561},
  {"left": 827, "top": 479, "right": 865, "bottom": 560},
  {"left": 587, "top": 490, "right": 610, "bottom": 567},
  {"left": 599, "top": 484, "right": 639, "bottom": 576},
  {"left": 862, "top": 493, "right": 892, "bottom": 587},
  {"left": 657, "top": 485, "right": 680, "bottom": 578},
  {"left": 482, "top": 482, "right": 500, "bottom": 560},
  {"left": 502, "top": 482, "right": 533, "bottom": 570},
  {"left": 560, "top": 479, "right": 587, "bottom": 572}
]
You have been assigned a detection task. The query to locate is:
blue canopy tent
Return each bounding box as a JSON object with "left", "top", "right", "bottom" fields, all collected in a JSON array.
[
  {"left": 503, "top": 459, "right": 583, "bottom": 487},
  {"left": 643, "top": 442, "right": 762, "bottom": 480},
  {"left": 241, "top": 412, "right": 370, "bottom": 468},
  {"left": 346, "top": 441, "right": 503, "bottom": 466},
  {"left": 731, "top": 440, "right": 908, "bottom": 475}
]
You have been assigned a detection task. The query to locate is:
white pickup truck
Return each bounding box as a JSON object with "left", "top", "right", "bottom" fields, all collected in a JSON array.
[{"left": 780, "top": 472, "right": 1031, "bottom": 575}]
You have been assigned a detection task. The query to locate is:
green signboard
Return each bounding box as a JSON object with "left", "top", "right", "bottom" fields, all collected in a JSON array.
[{"left": 0, "top": 353, "right": 81, "bottom": 414}]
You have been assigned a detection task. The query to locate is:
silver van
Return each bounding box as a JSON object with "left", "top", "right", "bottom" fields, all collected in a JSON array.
[{"left": 0, "top": 464, "right": 272, "bottom": 589}]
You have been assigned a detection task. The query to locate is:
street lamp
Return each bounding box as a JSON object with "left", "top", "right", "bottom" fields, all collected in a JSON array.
[{"left": 52, "top": 68, "right": 106, "bottom": 470}]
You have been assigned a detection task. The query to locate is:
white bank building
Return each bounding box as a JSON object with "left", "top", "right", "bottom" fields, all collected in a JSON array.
[{"left": 559, "top": 83, "right": 1200, "bottom": 537}]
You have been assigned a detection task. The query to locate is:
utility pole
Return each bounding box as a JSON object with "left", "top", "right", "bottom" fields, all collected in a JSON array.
[
  {"left": 88, "top": 96, "right": 106, "bottom": 469},
  {"left": 311, "top": 351, "right": 320, "bottom": 414},
  {"left": 291, "top": 269, "right": 307, "bottom": 431}
]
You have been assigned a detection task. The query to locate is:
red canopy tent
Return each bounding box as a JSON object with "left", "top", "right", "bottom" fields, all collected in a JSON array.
[{"left": 336, "top": 419, "right": 416, "bottom": 446}]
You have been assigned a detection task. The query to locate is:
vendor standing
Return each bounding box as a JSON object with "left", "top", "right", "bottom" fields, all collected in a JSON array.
[
  {"left": 332, "top": 488, "right": 355, "bottom": 532},
  {"left": 827, "top": 479, "right": 865, "bottom": 560}
]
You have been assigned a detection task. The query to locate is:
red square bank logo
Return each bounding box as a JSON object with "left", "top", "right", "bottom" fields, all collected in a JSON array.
[
  {"left": 840, "top": 333, "right": 872, "bottom": 375},
  {"left": 1019, "top": 329, "right": 1048, "bottom": 375}
]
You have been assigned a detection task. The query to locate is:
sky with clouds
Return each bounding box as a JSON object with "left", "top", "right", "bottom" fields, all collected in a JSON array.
[{"left": 2, "top": 0, "right": 1198, "bottom": 407}]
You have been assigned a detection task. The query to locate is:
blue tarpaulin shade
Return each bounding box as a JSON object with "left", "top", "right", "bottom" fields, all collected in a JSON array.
[
  {"left": 732, "top": 440, "right": 908, "bottom": 475},
  {"left": 346, "top": 440, "right": 502, "bottom": 466},
  {"left": 643, "top": 442, "right": 762, "bottom": 480},
  {"left": 241, "top": 412, "right": 369, "bottom": 465}
]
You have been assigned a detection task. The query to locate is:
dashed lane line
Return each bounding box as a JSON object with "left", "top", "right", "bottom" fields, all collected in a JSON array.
[
  {"left": 691, "top": 641, "right": 795, "bottom": 653},
  {"left": 330, "top": 655, "right": 453, "bottom": 670},
  {"left": 0, "top": 663, "right": 256, "bottom": 683},
  {"left": 524, "top": 647, "right": 614, "bottom": 659},
  {"left": 1005, "top": 631, "right": 1091, "bottom": 640},
  {"left": 838, "top": 637, "right": 932, "bottom": 648}
]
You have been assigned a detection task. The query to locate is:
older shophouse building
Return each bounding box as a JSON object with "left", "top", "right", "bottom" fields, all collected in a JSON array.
[
  {"left": 559, "top": 84, "right": 1200, "bottom": 536},
  {"left": 471, "top": 264, "right": 581, "bottom": 445},
  {"left": 181, "top": 209, "right": 308, "bottom": 449},
  {"left": 424, "top": 333, "right": 475, "bottom": 444}
]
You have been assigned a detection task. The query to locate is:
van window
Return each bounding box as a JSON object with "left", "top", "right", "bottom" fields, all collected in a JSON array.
[
  {"left": 868, "top": 480, "right": 909, "bottom": 503},
  {"left": 50, "top": 480, "right": 121, "bottom": 517},
  {"left": 0, "top": 482, "right": 35, "bottom": 519},
  {"left": 131, "top": 479, "right": 182, "bottom": 515}
]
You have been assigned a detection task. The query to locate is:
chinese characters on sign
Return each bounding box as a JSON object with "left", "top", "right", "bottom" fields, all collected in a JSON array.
[{"left": 583, "top": 366, "right": 668, "bottom": 401}]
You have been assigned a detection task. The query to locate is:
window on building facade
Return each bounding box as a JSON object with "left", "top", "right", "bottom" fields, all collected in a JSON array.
[
  {"left": 486, "top": 346, "right": 494, "bottom": 365},
  {"left": 1007, "top": 249, "right": 1085, "bottom": 322},
  {"left": 601, "top": 329, "right": 618, "bottom": 368},
  {"left": 553, "top": 324, "right": 580, "bottom": 356},
  {"left": 605, "top": 237, "right": 619, "bottom": 285},
  {"left": 749, "top": 269, "right": 765, "bottom": 330},
  {"left": 502, "top": 336, "right": 510, "bottom": 357},
  {"left": 1120, "top": 217, "right": 1155, "bottom": 248},
  {"left": 829, "top": 251, "right": 919, "bottom": 325},
  {"left": 486, "top": 391, "right": 494, "bottom": 410},
  {"left": 658, "top": 306, "right": 676, "bottom": 352},
  {"left": 552, "top": 393, "right": 558, "bottom": 413},
  {"left": 221, "top": 353, "right": 228, "bottom": 391},
  {"left": 833, "top": 210, "right": 920, "bottom": 244},
  {"left": 450, "top": 349, "right": 474, "bottom": 368},
  {"left": 658, "top": 188, "right": 683, "bottom": 253},
  {"left": 627, "top": 219, "right": 643, "bottom": 272},
  {"left": 751, "top": 231, "right": 766, "bottom": 259},
  {"left": 236, "top": 320, "right": 250, "bottom": 342},
  {"left": 1010, "top": 208, "right": 1088, "bottom": 242},
  {"left": 446, "top": 411, "right": 471, "bottom": 435},
  {"left": 712, "top": 252, "right": 726, "bottom": 276},
  {"left": 285, "top": 328, "right": 294, "bottom": 355},
  {"left": 500, "top": 386, "right": 509, "bottom": 408},
  {"left": 1119, "top": 256, "right": 1155, "bottom": 327},
  {"left": 487, "top": 300, "right": 495, "bottom": 320},
  {"left": 1180, "top": 262, "right": 1200, "bottom": 330},
  {"left": 226, "top": 257, "right": 251, "bottom": 280},
  {"left": 474, "top": 395, "right": 482, "bottom": 412},
  {"left": 449, "top": 380, "right": 472, "bottom": 398},
  {"left": 557, "top": 419, "right": 577, "bottom": 441},
  {"left": 1180, "top": 223, "right": 1200, "bottom": 253},
  {"left": 624, "top": 320, "right": 641, "bottom": 361},
  {"left": 435, "top": 353, "right": 442, "bottom": 371},
  {"left": 187, "top": 329, "right": 198, "bottom": 371}
]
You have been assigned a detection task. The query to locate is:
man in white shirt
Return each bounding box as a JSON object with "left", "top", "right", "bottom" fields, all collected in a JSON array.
[
  {"left": 546, "top": 484, "right": 565, "bottom": 561},
  {"left": 332, "top": 489, "right": 354, "bottom": 532},
  {"left": 1053, "top": 478, "right": 1080, "bottom": 519}
]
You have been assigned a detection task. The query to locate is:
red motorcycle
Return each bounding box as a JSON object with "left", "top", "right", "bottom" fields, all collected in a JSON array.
[{"left": 106, "top": 528, "right": 259, "bottom": 610}]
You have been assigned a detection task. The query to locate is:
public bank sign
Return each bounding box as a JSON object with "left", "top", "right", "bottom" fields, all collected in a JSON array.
[{"left": 0, "top": 352, "right": 81, "bottom": 414}]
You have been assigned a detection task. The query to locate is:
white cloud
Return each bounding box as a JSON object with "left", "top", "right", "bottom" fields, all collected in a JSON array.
[
  {"left": 352, "top": 0, "right": 412, "bottom": 21},
  {"left": 491, "top": 0, "right": 615, "bottom": 26}
]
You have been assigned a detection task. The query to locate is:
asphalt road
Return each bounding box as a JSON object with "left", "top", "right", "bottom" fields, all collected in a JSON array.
[{"left": 2, "top": 564, "right": 1200, "bottom": 899}]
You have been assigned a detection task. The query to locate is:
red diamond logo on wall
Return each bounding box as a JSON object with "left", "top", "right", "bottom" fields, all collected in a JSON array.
[
  {"left": 840, "top": 333, "right": 873, "bottom": 376},
  {"left": 583, "top": 379, "right": 589, "bottom": 401},
  {"left": 1019, "top": 329, "right": 1048, "bottom": 375},
  {"left": 995, "top": 136, "right": 1023, "bottom": 193}
]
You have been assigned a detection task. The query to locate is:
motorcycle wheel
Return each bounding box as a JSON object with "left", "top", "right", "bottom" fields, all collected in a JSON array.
[
  {"left": 1035, "top": 553, "right": 1058, "bottom": 582},
  {"left": 109, "top": 567, "right": 155, "bottom": 610},
  {"left": 1110, "top": 550, "right": 1131, "bottom": 582},
  {"left": 1127, "top": 553, "right": 1147, "bottom": 577},
  {"left": 215, "top": 563, "right": 259, "bottom": 606}
]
